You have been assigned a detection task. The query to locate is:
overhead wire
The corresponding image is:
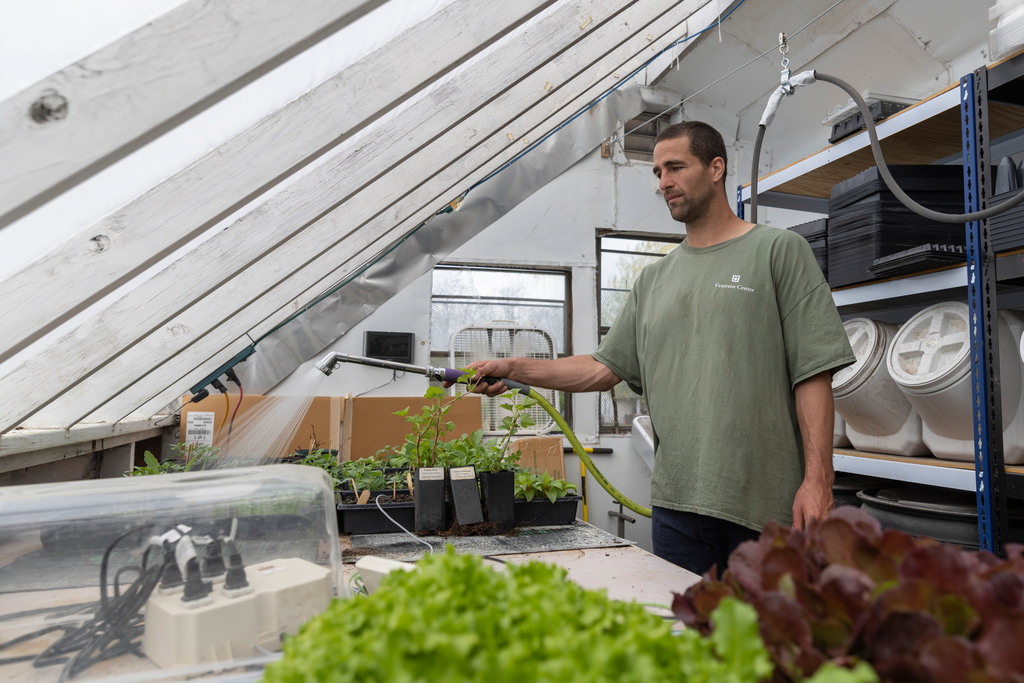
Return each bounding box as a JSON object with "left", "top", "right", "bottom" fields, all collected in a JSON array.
[{"left": 606, "top": 0, "right": 849, "bottom": 147}]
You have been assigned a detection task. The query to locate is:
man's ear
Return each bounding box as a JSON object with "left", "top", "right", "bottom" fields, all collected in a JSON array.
[{"left": 710, "top": 156, "right": 726, "bottom": 184}]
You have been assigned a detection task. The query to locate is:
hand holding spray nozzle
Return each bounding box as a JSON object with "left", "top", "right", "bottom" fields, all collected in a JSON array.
[{"left": 314, "top": 352, "right": 532, "bottom": 395}]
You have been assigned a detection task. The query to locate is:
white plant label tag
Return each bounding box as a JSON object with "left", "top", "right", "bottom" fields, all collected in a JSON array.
[
  {"left": 419, "top": 467, "right": 445, "bottom": 481},
  {"left": 185, "top": 412, "right": 215, "bottom": 446},
  {"left": 450, "top": 466, "right": 477, "bottom": 481}
]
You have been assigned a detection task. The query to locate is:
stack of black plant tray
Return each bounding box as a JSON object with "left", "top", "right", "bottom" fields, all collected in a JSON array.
[
  {"left": 827, "top": 166, "right": 966, "bottom": 288},
  {"left": 989, "top": 187, "right": 1024, "bottom": 253},
  {"left": 867, "top": 243, "right": 966, "bottom": 278},
  {"left": 788, "top": 218, "right": 828, "bottom": 279}
]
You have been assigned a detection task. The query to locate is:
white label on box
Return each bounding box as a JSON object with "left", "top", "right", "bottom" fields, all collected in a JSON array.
[
  {"left": 185, "top": 412, "right": 215, "bottom": 446},
  {"left": 449, "top": 466, "right": 477, "bottom": 481},
  {"left": 418, "top": 467, "right": 445, "bottom": 481}
]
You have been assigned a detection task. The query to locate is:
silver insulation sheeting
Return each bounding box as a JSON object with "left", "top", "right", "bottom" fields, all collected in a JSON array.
[{"left": 234, "top": 82, "right": 643, "bottom": 395}]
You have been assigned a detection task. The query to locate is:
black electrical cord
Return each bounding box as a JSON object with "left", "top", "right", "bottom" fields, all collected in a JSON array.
[
  {"left": 750, "top": 72, "right": 1024, "bottom": 223},
  {"left": 113, "top": 565, "right": 143, "bottom": 600},
  {"left": 154, "top": 389, "right": 211, "bottom": 427},
  {"left": 355, "top": 369, "right": 399, "bottom": 397},
  {"left": 0, "top": 602, "right": 98, "bottom": 624},
  {"left": 0, "top": 525, "right": 167, "bottom": 680},
  {"left": 38, "top": 558, "right": 163, "bottom": 682}
]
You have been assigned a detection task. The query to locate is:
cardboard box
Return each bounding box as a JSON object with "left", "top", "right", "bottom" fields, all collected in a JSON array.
[
  {"left": 511, "top": 436, "right": 565, "bottom": 479},
  {"left": 342, "top": 395, "right": 482, "bottom": 461},
  {"left": 180, "top": 394, "right": 343, "bottom": 457}
]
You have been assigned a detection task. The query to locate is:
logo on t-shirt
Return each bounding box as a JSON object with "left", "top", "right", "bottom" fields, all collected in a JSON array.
[{"left": 715, "top": 274, "right": 755, "bottom": 293}]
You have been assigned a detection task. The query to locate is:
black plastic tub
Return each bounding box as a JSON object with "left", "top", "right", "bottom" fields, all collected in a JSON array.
[
  {"left": 513, "top": 496, "right": 582, "bottom": 527},
  {"left": 857, "top": 485, "right": 1024, "bottom": 549},
  {"left": 832, "top": 473, "right": 894, "bottom": 509},
  {"left": 337, "top": 500, "right": 416, "bottom": 535}
]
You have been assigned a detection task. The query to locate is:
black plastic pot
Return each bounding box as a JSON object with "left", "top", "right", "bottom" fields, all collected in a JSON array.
[
  {"left": 480, "top": 471, "right": 515, "bottom": 532},
  {"left": 513, "top": 495, "right": 582, "bottom": 527},
  {"left": 415, "top": 467, "right": 448, "bottom": 531},
  {"left": 337, "top": 500, "right": 416, "bottom": 535}
]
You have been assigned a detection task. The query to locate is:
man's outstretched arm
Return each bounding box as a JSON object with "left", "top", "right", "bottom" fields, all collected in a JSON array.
[{"left": 446, "top": 355, "right": 622, "bottom": 397}]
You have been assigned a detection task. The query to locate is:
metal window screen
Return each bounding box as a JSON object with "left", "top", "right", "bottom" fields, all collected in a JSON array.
[
  {"left": 449, "top": 325, "right": 557, "bottom": 435},
  {"left": 432, "top": 298, "right": 565, "bottom": 354}
]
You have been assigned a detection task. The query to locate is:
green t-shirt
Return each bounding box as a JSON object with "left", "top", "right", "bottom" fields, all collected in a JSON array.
[{"left": 593, "top": 224, "right": 855, "bottom": 530}]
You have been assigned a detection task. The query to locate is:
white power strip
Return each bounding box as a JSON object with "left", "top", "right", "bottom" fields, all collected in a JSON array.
[
  {"left": 354, "top": 556, "right": 416, "bottom": 594},
  {"left": 143, "top": 557, "right": 333, "bottom": 668}
]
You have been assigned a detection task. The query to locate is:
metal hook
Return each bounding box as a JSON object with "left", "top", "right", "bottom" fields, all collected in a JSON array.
[
  {"left": 778, "top": 33, "right": 789, "bottom": 55},
  {"left": 779, "top": 32, "right": 793, "bottom": 95}
]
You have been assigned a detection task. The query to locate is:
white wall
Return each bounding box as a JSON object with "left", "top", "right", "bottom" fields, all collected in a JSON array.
[{"left": 311, "top": 271, "right": 434, "bottom": 399}]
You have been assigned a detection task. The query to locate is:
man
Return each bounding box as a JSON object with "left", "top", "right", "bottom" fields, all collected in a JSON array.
[{"left": 454, "top": 121, "right": 854, "bottom": 576}]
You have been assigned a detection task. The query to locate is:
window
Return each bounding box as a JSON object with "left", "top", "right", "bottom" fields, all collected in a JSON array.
[
  {"left": 430, "top": 265, "right": 571, "bottom": 429},
  {"left": 598, "top": 233, "right": 681, "bottom": 432}
]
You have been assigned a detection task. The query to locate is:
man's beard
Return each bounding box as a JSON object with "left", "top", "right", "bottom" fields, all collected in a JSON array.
[{"left": 666, "top": 184, "right": 713, "bottom": 223}]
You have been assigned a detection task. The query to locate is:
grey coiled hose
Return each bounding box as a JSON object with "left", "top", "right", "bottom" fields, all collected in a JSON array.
[{"left": 750, "top": 71, "right": 1024, "bottom": 224}]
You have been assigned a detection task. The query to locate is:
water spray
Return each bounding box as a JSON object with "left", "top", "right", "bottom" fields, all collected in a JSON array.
[{"left": 315, "top": 351, "right": 652, "bottom": 518}]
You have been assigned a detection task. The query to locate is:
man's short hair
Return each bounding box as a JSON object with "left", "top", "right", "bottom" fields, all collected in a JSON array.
[{"left": 654, "top": 121, "right": 727, "bottom": 176}]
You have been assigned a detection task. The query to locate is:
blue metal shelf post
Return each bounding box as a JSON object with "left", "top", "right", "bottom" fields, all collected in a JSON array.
[{"left": 962, "top": 67, "right": 1009, "bottom": 555}]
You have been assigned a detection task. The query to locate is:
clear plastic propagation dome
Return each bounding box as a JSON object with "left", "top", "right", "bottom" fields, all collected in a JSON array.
[{"left": 0, "top": 464, "right": 341, "bottom": 682}]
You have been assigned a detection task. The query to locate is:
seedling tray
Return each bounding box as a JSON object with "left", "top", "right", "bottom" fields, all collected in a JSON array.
[
  {"left": 338, "top": 500, "right": 416, "bottom": 535},
  {"left": 335, "top": 489, "right": 411, "bottom": 504},
  {"left": 513, "top": 496, "right": 582, "bottom": 527}
]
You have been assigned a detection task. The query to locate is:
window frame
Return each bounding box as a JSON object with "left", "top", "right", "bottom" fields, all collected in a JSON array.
[
  {"left": 595, "top": 230, "right": 683, "bottom": 433},
  {"left": 429, "top": 262, "right": 573, "bottom": 428}
]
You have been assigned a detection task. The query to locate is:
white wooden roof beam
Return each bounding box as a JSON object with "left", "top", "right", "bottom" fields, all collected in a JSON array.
[
  {"left": 0, "top": 0, "right": 557, "bottom": 364},
  {"left": 0, "top": 0, "right": 386, "bottom": 229},
  {"left": 2, "top": 0, "right": 648, "bottom": 432},
  {"left": 9, "top": 0, "right": 712, "bottom": 430},
  {"left": 102, "top": 0, "right": 715, "bottom": 424}
]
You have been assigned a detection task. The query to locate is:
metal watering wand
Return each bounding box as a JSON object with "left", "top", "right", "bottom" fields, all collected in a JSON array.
[{"left": 315, "top": 351, "right": 652, "bottom": 518}]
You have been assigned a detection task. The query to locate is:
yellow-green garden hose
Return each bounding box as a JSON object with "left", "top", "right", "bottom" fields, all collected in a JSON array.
[{"left": 529, "top": 389, "right": 652, "bottom": 519}]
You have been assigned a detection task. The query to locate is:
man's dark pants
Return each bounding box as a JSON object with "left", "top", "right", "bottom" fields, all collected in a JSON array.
[{"left": 651, "top": 506, "right": 761, "bottom": 576}]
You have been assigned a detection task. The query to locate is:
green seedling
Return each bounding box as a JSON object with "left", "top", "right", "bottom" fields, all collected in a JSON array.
[{"left": 514, "top": 469, "right": 578, "bottom": 503}]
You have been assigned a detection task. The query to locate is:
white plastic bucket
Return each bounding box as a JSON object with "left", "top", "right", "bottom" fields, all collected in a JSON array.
[
  {"left": 832, "top": 318, "right": 928, "bottom": 455},
  {"left": 888, "top": 303, "right": 1024, "bottom": 463},
  {"left": 834, "top": 412, "right": 851, "bottom": 448}
]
